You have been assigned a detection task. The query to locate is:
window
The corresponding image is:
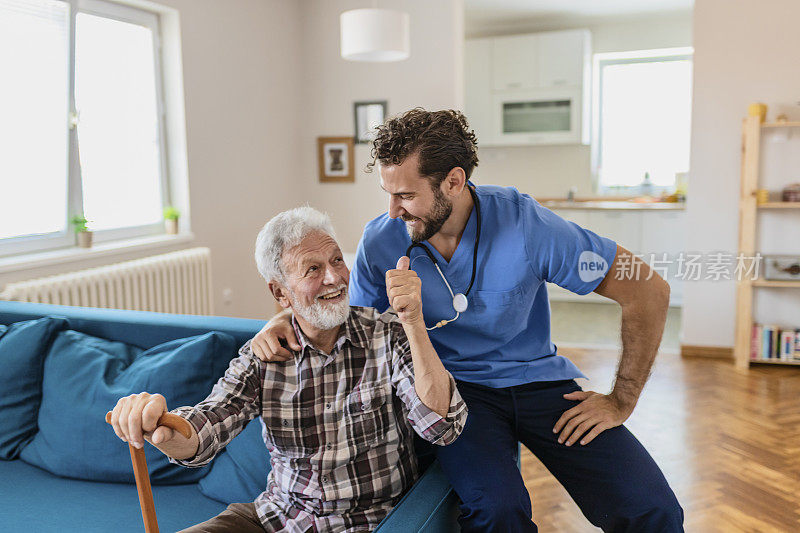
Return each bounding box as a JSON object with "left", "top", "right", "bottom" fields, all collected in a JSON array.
[
  {"left": 592, "top": 48, "right": 693, "bottom": 194},
  {"left": 0, "top": 0, "right": 169, "bottom": 258}
]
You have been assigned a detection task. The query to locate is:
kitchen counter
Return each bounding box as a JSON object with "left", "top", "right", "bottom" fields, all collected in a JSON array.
[{"left": 540, "top": 200, "right": 685, "bottom": 210}]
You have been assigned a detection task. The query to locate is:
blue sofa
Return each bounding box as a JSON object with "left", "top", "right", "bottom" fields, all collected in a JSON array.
[{"left": 0, "top": 301, "right": 459, "bottom": 532}]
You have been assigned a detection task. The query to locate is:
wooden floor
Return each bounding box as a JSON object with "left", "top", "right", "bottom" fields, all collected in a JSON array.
[{"left": 520, "top": 349, "right": 800, "bottom": 532}]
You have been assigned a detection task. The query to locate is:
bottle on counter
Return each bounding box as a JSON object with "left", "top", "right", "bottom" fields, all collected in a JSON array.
[
  {"left": 567, "top": 186, "right": 577, "bottom": 202},
  {"left": 640, "top": 172, "right": 653, "bottom": 197},
  {"left": 675, "top": 172, "right": 688, "bottom": 202}
]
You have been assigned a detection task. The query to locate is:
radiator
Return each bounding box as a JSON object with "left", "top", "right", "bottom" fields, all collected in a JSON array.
[{"left": 0, "top": 247, "right": 213, "bottom": 315}]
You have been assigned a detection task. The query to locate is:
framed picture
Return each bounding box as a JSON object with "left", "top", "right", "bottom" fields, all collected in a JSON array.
[
  {"left": 353, "top": 101, "right": 387, "bottom": 144},
  {"left": 317, "top": 136, "right": 355, "bottom": 183}
]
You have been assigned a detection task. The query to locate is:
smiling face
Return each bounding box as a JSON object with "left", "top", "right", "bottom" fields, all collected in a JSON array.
[
  {"left": 379, "top": 153, "right": 453, "bottom": 243},
  {"left": 274, "top": 231, "right": 351, "bottom": 331}
]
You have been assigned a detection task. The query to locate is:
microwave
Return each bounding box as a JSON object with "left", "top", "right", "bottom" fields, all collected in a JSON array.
[{"left": 490, "top": 88, "right": 588, "bottom": 146}]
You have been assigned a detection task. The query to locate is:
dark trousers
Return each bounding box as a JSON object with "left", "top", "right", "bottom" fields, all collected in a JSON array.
[{"left": 434, "top": 379, "right": 684, "bottom": 532}]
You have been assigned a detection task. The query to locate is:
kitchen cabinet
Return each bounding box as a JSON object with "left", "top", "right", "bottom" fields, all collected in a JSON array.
[
  {"left": 464, "top": 38, "right": 494, "bottom": 148},
  {"left": 554, "top": 208, "right": 590, "bottom": 228},
  {"left": 547, "top": 207, "right": 687, "bottom": 306},
  {"left": 586, "top": 211, "right": 642, "bottom": 253},
  {"left": 537, "top": 30, "right": 588, "bottom": 88},
  {"left": 465, "top": 29, "right": 591, "bottom": 146},
  {"left": 492, "top": 34, "right": 539, "bottom": 91},
  {"left": 639, "top": 210, "right": 687, "bottom": 305},
  {"left": 640, "top": 210, "right": 686, "bottom": 257}
]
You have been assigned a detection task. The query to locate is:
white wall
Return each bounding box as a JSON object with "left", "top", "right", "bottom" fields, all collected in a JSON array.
[
  {"left": 680, "top": 0, "right": 800, "bottom": 348},
  {"left": 1, "top": 0, "right": 466, "bottom": 319},
  {"left": 297, "top": 0, "right": 465, "bottom": 253},
  {"left": 167, "top": 0, "right": 307, "bottom": 320},
  {"left": 0, "top": 0, "right": 304, "bottom": 320},
  {"left": 467, "top": 12, "right": 692, "bottom": 198}
]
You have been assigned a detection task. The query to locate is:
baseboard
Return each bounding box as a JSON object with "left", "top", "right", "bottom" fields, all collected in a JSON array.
[
  {"left": 556, "top": 341, "right": 680, "bottom": 355},
  {"left": 680, "top": 344, "right": 733, "bottom": 359}
]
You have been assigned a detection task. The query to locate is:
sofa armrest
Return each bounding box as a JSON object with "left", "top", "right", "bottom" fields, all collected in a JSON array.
[{"left": 374, "top": 460, "right": 460, "bottom": 533}]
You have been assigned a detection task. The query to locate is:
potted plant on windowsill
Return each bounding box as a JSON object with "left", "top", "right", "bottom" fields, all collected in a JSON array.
[
  {"left": 71, "top": 215, "right": 92, "bottom": 248},
  {"left": 163, "top": 206, "right": 180, "bottom": 235}
]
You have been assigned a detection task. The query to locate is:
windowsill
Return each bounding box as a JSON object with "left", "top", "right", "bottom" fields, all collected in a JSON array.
[{"left": 0, "top": 232, "right": 195, "bottom": 275}]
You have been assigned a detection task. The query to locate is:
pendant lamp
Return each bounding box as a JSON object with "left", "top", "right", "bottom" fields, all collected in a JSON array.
[{"left": 340, "top": 8, "right": 410, "bottom": 62}]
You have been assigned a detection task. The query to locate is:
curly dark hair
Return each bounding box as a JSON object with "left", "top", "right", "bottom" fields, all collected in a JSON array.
[{"left": 366, "top": 108, "right": 479, "bottom": 188}]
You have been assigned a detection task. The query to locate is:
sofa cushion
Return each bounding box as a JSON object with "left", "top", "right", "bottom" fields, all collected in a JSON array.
[
  {"left": 0, "top": 316, "right": 70, "bottom": 459},
  {"left": 0, "top": 459, "right": 228, "bottom": 532},
  {"left": 20, "top": 329, "right": 236, "bottom": 484},
  {"left": 199, "top": 416, "right": 271, "bottom": 504}
]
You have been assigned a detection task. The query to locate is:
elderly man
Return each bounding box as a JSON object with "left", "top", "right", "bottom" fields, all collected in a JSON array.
[{"left": 108, "top": 206, "right": 467, "bottom": 533}]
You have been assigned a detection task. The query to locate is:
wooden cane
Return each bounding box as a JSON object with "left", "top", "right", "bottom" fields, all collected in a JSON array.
[{"left": 105, "top": 411, "right": 193, "bottom": 533}]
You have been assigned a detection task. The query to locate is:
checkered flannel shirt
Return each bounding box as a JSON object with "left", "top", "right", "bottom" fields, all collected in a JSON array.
[{"left": 168, "top": 306, "right": 467, "bottom": 532}]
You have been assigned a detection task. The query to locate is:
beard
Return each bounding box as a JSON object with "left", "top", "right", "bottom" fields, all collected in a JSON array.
[
  {"left": 404, "top": 186, "right": 453, "bottom": 243},
  {"left": 288, "top": 284, "right": 351, "bottom": 330}
]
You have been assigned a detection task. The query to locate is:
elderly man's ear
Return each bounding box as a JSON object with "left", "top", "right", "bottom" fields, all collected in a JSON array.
[{"left": 268, "top": 282, "right": 292, "bottom": 309}]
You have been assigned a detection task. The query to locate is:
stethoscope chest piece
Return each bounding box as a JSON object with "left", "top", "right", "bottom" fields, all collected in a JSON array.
[{"left": 453, "top": 293, "right": 468, "bottom": 313}]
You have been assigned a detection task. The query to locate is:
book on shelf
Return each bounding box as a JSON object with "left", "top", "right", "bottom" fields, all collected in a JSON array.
[
  {"left": 795, "top": 328, "right": 800, "bottom": 361},
  {"left": 751, "top": 324, "right": 762, "bottom": 360},
  {"left": 750, "top": 324, "right": 800, "bottom": 361}
]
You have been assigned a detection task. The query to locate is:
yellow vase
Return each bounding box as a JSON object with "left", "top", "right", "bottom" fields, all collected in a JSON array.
[{"left": 748, "top": 103, "right": 767, "bottom": 123}]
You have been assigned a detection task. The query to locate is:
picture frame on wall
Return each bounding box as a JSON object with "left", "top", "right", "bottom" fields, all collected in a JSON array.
[
  {"left": 353, "top": 101, "right": 387, "bottom": 144},
  {"left": 317, "top": 136, "right": 355, "bottom": 182}
]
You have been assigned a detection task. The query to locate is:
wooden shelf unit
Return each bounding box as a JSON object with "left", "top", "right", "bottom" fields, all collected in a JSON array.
[
  {"left": 758, "top": 202, "right": 800, "bottom": 209},
  {"left": 734, "top": 115, "right": 800, "bottom": 369},
  {"left": 750, "top": 359, "right": 800, "bottom": 366},
  {"left": 762, "top": 121, "right": 800, "bottom": 128},
  {"left": 752, "top": 279, "right": 800, "bottom": 288}
]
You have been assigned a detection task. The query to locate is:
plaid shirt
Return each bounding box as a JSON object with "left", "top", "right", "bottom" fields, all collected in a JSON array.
[{"left": 168, "top": 306, "right": 467, "bottom": 532}]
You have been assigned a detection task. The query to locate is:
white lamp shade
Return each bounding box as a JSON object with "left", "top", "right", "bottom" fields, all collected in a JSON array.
[{"left": 340, "top": 8, "right": 410, "bottom": 62}]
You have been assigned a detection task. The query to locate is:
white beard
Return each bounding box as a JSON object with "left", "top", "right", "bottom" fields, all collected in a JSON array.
[{"left": 289, "top": 284, "right": 350, "bottom": 330}]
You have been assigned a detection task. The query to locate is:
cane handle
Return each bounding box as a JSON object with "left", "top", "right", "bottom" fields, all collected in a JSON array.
[{"left": 105, "top": 411, "right": 193, "bottom": 440}]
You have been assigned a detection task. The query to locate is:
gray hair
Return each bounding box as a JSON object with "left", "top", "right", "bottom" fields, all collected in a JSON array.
[{"left": 254, "top": 206, "right": 336, "bottom": 283}]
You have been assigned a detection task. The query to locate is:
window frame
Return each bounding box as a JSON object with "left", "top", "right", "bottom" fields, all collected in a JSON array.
[
  {"left": 0, "top": 0, "right": 171, "bottom": 258},
  {"left": 591, "top": 47, "right": 693, "bottom": 196}
]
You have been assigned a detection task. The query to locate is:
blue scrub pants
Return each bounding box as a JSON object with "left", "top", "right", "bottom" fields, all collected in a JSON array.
[{"left": 434, "top": 379, "right": 684, "bottom": 532}]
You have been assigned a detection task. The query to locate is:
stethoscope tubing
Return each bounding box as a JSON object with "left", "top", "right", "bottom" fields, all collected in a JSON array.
[{"left": 404, "top": 185, "right": 481, "bottom": 330}]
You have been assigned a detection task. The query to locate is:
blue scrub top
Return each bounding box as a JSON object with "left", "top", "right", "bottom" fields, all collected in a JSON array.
[{"left": 349, "top": 184, "right": 618, "bottom": 388}]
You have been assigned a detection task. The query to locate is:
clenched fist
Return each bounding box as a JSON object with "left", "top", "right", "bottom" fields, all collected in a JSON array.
[{"left": 386, "top": 256, "right": 423, "bottom": 325}]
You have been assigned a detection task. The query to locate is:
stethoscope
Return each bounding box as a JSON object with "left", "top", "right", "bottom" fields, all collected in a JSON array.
[{"left": 405, "top": 185, "right": 481, "bottom": 330}]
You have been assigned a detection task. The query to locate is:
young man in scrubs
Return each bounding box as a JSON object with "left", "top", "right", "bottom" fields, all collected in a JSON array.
[{"left": 250, "top": 108, "right": 684, "bottom": 532}]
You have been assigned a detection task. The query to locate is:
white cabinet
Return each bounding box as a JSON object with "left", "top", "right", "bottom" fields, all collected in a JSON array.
[
  {"left": 537, "top": 30, "right": 587, "bottom": 88},
  {"left": 464, "top": 38, "right": 494, "bottom": 148},
  {"left": 492, "top": 34, "right": 538, "bottom": 91},
  {"left": 640, "top": 211, "right": 687, "bottom": 257},
  {"left": 465, "top": 29, "right": 591, "bottom": 146},
  {"left": 640, "top": 211, "right": 688, "bottom": 304},
  {"left": 547, "top": 208, "right": 686, "bottom": 306},
  {"left": 491, "top": 31, "right": 588, "bottom": 91},
  {"left": 587, "top": 211, "right": 642, "bottom": 253},
  {"left": 554, "top": 208, "right": 590, "bottom": 228}
]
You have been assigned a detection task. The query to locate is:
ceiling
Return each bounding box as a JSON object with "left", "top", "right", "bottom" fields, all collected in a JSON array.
[{"left": 465, "top": 0, "right": 694, "bottom": 31}]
